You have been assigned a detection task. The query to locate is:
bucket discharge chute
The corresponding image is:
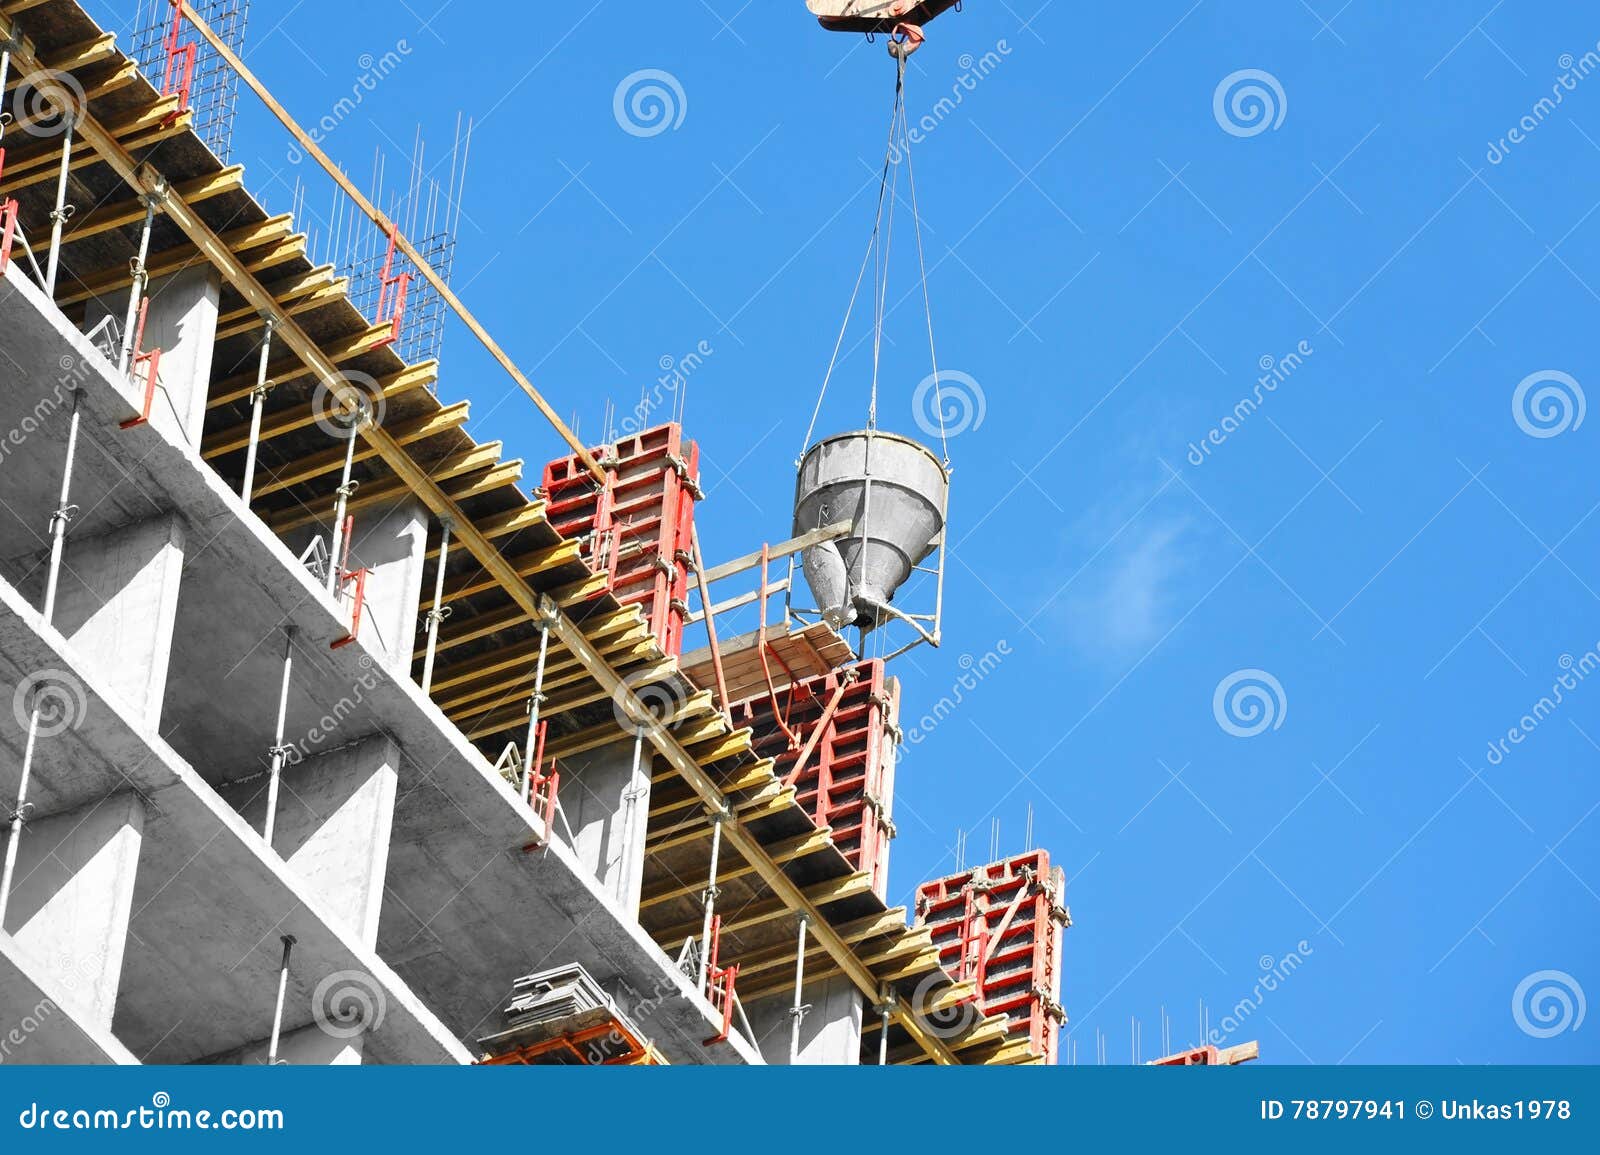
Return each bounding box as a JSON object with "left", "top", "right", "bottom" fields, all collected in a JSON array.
[{"left": 794, "top": 429, "right": 948, "bottom": 636}]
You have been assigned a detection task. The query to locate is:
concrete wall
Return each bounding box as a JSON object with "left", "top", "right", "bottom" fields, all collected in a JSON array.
[
  {"left": 51, "top": 515, "right": 186, "bottom": 726},
  {"left": 1, "top": 793, "right": 145, "bottom": 1029},
  {"left": 85, "top": 265, "right": 221, "bottom": 450},
  {"left": 227, "top": 736, "right": 398, "bottom": 949},
  {"left": 281, "top": 497, "right": 429, "bottom": 678},
  {"left": 558, "top": 735, "right": 651, "bottom": 912},
  {"left": 745, "top": 973, "right": 863, "bottom": 1065}
]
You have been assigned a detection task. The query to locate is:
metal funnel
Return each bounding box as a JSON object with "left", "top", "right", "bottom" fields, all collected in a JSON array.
[{"left": 794, "top": 430, "right": 948, "bottom": 632}]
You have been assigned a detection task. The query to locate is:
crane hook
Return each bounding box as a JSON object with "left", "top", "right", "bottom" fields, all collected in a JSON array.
[{"left": 887, "top": 22, "right": 926, "bottom": 60}]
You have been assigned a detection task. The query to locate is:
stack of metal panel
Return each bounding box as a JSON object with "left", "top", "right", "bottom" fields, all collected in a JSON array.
[{"left": 477, "top": 964, "right": 658, "bottom": 1065}]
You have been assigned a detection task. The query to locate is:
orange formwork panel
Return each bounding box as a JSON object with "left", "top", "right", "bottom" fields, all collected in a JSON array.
[
  {"left": 541, "top": 423, "right": 701, "bottom": 657},
  {"left": 915, "top": 850, "right": 1071, "bottom": 1064},
  {"left": 729, "top": 659, "right": 900, "bottom": 899}
]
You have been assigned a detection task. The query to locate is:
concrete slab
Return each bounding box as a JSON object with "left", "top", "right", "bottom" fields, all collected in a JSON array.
[
  {"left": 0, "top": 932, "right": 139, "bottom": 1065},
  {"left": 0, "top": 241, "right": 759, "bottom": 1066},
  {"left": 0, "top": 578, "right": 467, "bottom": 1065}
]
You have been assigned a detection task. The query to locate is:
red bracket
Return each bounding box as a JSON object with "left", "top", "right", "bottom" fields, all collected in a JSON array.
[
  {"left": 119, "top": 299, "right": 164, "bottom": 429},
  {"left": 0, "top": 199, "right": 20, "bottom": 280},
  {"left": 374, "top": 225, "right": 411, "bottom": 347},
  {"left": 160, "top": 2, "right": 197, "bottom": 125},
  {"left": 701, "top": 914, "right": 739, "bottom": 1046},
  {"left": 524, "top": 719, "right": 561, "bottom": 844},
  {"left": 330, "top": 565, "right": 370, "bottom": 650},
  {"left": 331, "top": 518, "right": 367, "bottom": 649}
]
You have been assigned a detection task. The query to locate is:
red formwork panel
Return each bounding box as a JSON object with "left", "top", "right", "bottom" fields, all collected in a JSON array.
[
  {"left": 541, "top": 423, "right": 701, "bottom": 657},
  {"left": 728, "top": 660, "right": 899, "bottom": 899},
  {"left": 914, "top": 850, "right": 1069, "bottom": 1064}
]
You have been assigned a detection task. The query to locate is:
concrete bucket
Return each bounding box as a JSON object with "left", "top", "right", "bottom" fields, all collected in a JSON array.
[{"left": 794, "top": 429, "right": 948, "bottom": 633}]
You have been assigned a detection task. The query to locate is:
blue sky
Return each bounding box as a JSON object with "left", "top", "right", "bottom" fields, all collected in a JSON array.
[{"left": 92, "top": 0, "right": 1600, "bottom": 1063}]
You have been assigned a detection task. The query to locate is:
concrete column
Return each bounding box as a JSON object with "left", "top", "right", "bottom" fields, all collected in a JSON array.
[
  {"left": 559, "top": 736, "right": 651, "bottom": 912},
  {"left": 0, "top": 793, "right": 145, "bottom": 1030},
  {"left": 85, "top": 265, "right": 221, "bottom": 449},
  {"left": 745, "top": 974, "right": 862, "bottom": 1065},
  {"left": 283, "top": 497, "right": 428, "bottom": 677},
  {"left": 204, "top": 1023, "right": 364, "bottom": 1066},
  {"left": 228, "top": 735, "right": 398, "bottom": 948},
  {"left": 51, "top": 514, "right": 186, "bottom": 727}
]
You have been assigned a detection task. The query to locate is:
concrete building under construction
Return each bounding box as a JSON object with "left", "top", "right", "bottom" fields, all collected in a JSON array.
[{"left": 0, "top": 0, "right": 1092, "bottom": 1067}]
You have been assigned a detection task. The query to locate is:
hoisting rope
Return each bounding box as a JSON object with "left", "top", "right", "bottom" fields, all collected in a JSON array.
[{"left": 800, "top": 25, "right": 952, "bottom": 467}]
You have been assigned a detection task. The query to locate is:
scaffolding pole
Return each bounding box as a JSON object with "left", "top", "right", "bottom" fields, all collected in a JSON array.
[
  {"left": 697, "top": 811, "right": 725, "bottom": 992},
  {"left": 239, "top": 316, "right": 274, "bottom": 502},
  {"left": 519, "top": 623, "right": 550, "bottom": 802},
  {"left": 262, "top": 628, "right": 295, "bottom": 848},
  {"left": 326, "top": 415, "right": 360, "bottom": 594},
  {"left": 43, "top": 115, "right": 75, "bottom": 296},
  {"left": 117, "top": 199, "right": 158, "bottom": 376},
  {"left": 789, "top": 915, "right": 810, "bottom": 1064},
  {"left": 418, "top": 517, "right": 452, "bottom": 695},
  {"left": 267, "top": 934, "right": 294, "bottom": 1064},
  {"left": 0, "top": 395, "right": 82, "bottom": 925}
]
